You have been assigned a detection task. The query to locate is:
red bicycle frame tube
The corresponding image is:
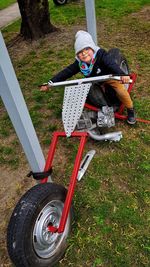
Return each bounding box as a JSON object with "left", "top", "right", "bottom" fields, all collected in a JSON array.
[
  {"left": 84, "top": 103, "right": 99, "bottom": 112},
  {"left": 115, "top": 73, "right": 150, "bottom": 123},
  {"left": 85, "top": 73, "right": 150, "bottom": 124},
  {"left": 115, "top": 113, "right": 150, "bottom": 123},
  {"left": 41, "top": 131, "right": 88, "bottom": 233}
]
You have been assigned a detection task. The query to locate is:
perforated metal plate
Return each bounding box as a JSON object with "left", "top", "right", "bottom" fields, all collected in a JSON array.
[{"left": 62, "top": 83, "right": 91, "bottom": 137}]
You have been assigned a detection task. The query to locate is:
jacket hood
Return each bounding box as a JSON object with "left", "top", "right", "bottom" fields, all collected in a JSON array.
[{"left": 74, "top": 30, "right": 100, "bottom": 57}]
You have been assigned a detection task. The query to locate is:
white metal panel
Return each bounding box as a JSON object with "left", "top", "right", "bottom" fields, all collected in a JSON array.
[{"left": 62, "top": 83, "right": 91, "bottom": 136}]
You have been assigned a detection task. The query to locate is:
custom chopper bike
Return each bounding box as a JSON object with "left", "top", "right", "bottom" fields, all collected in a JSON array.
[{"left": 7, "top": 49, "right": 149, "bottom": 267}]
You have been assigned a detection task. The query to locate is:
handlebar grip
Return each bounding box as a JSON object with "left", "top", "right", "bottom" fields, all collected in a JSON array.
[{"left": 112, "top": 76, "right": 132, "bottom": 83}]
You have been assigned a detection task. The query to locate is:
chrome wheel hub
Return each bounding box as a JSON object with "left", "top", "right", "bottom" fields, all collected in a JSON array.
[{"left": 33, "top": 200, "right": 70, "bottom": 258}]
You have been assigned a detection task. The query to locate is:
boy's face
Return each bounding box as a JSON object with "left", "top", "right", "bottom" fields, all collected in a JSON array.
[{"left": 77, "top": 47, "right": 94, "bottom": 63}]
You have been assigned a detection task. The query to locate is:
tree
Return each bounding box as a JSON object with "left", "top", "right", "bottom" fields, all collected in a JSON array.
[{"left": 17, "top": 0, "right": 57, "bottom": 40}]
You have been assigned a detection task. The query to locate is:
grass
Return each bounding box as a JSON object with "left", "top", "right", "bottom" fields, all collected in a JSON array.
[
  {"left": 0, "top": 0, "right": 150, "bottom": 266},
  {"left": 0, "top": 0, "right": 16, "bottom": 10},
  {"left": 95, "top": 0, "right": 150, "bottom": 18}
]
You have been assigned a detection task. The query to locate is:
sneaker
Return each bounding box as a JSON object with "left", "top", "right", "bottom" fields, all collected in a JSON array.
[{"left": 127, "top": 108, "right": 136, "bottom": 125}]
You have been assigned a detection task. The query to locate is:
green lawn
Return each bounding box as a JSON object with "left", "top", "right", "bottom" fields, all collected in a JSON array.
[{"left": 0, "top": 0, "right": 150, "bottom": 266}]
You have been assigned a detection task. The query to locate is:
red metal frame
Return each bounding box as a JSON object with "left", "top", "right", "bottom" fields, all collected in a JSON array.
[
  {"left": 115, "top": 73, "right": 150, "bottom": 123},
  {"left": 41, "top": 131, "right": 88, "bottom": 233},
  {"left": 84, "top": 103, "right": 99, "bottom": 112},
  {"left": 40, "top": 73, "right": 149, "bottom": 234},
  {"left": 84, "top": 73, "right": 137, "bottom": 114},
  {"left": 85, "top": 73, "right": 150, "bottom": 124}
]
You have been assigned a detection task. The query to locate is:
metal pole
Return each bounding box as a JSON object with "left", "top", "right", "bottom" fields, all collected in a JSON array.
[
  {"left": 84, "top": 0, "right": 97, "bottom": 44},
  {"left": 0, "top": 32, "right": 49, "bottom": 177}
]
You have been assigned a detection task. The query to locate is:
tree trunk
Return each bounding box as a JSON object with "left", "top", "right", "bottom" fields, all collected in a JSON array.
[{"left": 17, "top": 0, "right": 57, "bottom": 40}]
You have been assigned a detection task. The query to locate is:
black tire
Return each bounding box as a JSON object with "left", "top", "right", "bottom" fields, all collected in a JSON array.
[
  {"left": 108, "top": 48, "right": 129, "bottom": 75},
  {"left": 53, "top": 0, "right": 68, "bottom": 5},
  {"left": 86, "top": 83, "right": 108, "bottom": 108},
  {"left": 7, "top": 183, "right": 72, "bottom": 267},
  {"left": 86, "top": 48, "right": 130, "bottom": 107},
  {"left": 108, "top": 48, "right": 130, "bottom": 92}
]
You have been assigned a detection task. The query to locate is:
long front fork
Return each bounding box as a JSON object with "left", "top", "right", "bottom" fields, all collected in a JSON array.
[{"left": 41, "top": 131, "right": 88, "bottom": 233}]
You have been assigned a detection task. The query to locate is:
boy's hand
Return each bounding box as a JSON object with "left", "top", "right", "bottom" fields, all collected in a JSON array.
[
  {"left": 40, "top": 84, "right": 49, "bottom": 91},
  {"left": 39, "top": 81, "right": 53, "bottom": 91},
  {"left": 40, "top": 85, "right": 49, "bottom": 91},
  {"left": 120, "top": 76, "right": 130, "bottom": 84}
]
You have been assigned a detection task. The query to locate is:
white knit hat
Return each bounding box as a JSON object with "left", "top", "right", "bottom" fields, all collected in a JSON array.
[{"left": 74, "top": 30, "right": 100, "bottom": 55}]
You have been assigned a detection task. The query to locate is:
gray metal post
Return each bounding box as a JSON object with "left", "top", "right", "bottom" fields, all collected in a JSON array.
[
  {"left": 0, "top": 32, "right": 49, "bottom": 178},
  {"left": 84, "top": 0, "right": 97, "bottom": 44}
]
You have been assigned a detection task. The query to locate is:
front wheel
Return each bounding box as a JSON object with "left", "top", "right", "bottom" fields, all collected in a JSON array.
[
  {"left": 53, "top": 0, "right": 68, "bottom": 5},
  {"left": 7, "top": 183, "right": 72, "bottom": 267}
]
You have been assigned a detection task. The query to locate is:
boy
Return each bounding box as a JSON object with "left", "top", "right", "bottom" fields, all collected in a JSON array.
[{"left": 40, "top": 30, "right": 136, "bottom": 124}]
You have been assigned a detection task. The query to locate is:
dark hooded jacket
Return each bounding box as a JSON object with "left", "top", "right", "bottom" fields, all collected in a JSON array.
[{"left": 51, "top": 48, "right": 125, "bottom": 83}]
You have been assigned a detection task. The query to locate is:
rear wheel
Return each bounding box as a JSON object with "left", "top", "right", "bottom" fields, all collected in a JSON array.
[
  {"left": 53, "top": 0, "right": 68, "bottom": 5},
  {"left": 108, "top": 48, "right": 130, "bottom": 90},
  {"left": 87, "top": 48, "right": 130, "bottom": 107},
  {"left": 108, "top": 48, "right": 129, "bottom": 75},
  {"left": 7, "top": 183, "right": 72, "bottom": 267}
]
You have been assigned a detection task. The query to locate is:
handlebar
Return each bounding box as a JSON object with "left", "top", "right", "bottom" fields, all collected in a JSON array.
[{"left": 47, "top": 75, "right": 133, "bottom": 87}]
